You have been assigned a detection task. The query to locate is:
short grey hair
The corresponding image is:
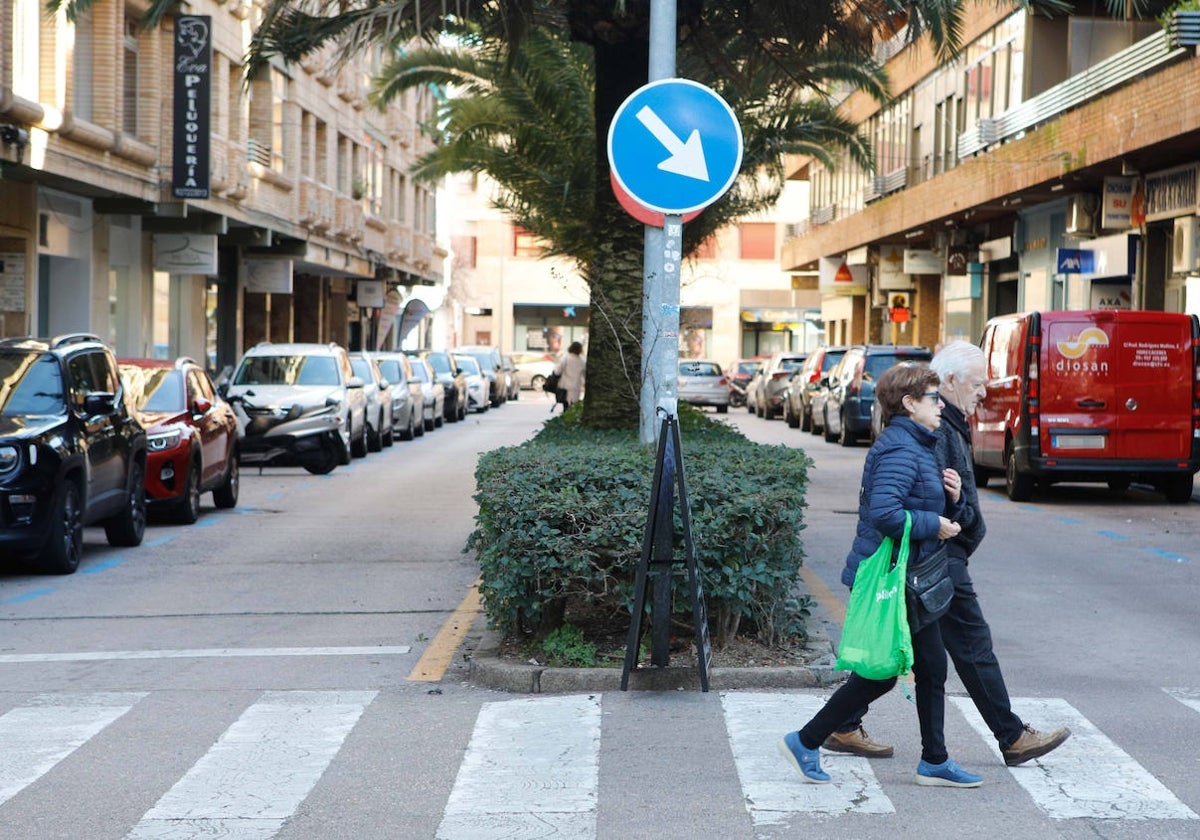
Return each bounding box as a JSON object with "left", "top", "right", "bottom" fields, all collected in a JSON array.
[{"left": 930, "top": 340, "right": 985, "bottom": 383}]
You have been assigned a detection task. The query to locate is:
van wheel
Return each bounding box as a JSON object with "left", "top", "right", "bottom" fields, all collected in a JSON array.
[
  {"left": 1107, "top": 477, "right": 1131, "bottom": 493},
  {"left": 801, "top": 407, "right": 812, "bottom": 432},
  {"left": 39, "top": 480, "right": 84, "bottom": 574},
  {"left": 1005, "top": 446, "right": 1034, "bottom": 501},
  {"left": 105, "top": 461, "right": 147, "bottom": 547},
  {"left": 1163, "top": 473, "right": 1194, "bottom": 504}
]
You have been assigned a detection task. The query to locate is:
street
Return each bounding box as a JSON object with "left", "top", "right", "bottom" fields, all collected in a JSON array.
[{"left": 2, "top": 396, "right": 1199, "bottom": 839}]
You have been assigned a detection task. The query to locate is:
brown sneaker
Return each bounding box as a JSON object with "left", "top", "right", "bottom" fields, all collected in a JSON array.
[
  {"left": 822, "top": 727, "right": 894, "bottom": 758},
  {"left": 1002, "top": 724, "right": 1071, "bottom": 766}
]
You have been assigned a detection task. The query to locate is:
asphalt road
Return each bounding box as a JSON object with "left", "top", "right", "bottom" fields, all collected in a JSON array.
[{"left": 1, "top": 393, "right": 1198, "bottom": 839}]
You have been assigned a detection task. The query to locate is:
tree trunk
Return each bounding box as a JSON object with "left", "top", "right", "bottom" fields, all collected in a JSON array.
[{"left": 580, "top": 37, "right": 650, "bottom": 430}]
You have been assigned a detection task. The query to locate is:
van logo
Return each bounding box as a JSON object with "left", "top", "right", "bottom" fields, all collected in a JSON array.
[{"left": 1056, "top": 327, "right": 1109, "bottom": 359}]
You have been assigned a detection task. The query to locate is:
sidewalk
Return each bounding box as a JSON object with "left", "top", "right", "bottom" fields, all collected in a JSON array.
[{"left": 465, "top": 613, "right": 845, "bottom": 694}]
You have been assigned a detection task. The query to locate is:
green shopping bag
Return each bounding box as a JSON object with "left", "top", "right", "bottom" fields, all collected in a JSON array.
[{"left": 834, "top": 512, "right": 914, "bottom": 680}]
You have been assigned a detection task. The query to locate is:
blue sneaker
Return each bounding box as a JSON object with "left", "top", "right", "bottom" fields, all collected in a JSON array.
[
  {"left": 778, "top": 731, "right": 830, "bottom": 784},
  {"left": 916, "top": 758, "right": 983, "bottom": 788}
]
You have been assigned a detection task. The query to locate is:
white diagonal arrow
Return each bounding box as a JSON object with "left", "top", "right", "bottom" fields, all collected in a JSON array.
[{"left": 635, "top": 105, "right": 709, "bottom": 182}]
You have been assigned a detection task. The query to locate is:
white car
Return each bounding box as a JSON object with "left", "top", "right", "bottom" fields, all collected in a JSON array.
[
  {"left": 511, "top": 352, "right": 557, "bottom": 391},
  {"left": 453, "top": 354, "right": 489, "bottom": 413}
]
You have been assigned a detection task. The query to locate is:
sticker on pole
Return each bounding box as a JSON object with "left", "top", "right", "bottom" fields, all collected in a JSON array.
[{"left": 607, "top": 78, "right": 743, "bottom": 216}]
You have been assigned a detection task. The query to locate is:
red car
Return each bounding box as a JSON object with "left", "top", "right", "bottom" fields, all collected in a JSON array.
[{"left": 118, "top": 357, "right": 239, "bottom": 523}]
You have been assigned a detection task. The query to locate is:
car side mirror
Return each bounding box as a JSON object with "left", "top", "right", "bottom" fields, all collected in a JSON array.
[
  {"left": 217, "top": 382, "right": 229, "bottom": 398},
  {"left": 347, "top": 376, "right": 365, "bottom": 389},
  {"left": 193, "top": 397, "right": 212, "bottom": 415},
  {"left": 379, "top": 379, "right": 390, "bottom": 389},
  {"left": 83, "top": 392, "right": 117, "bottom": 415}
]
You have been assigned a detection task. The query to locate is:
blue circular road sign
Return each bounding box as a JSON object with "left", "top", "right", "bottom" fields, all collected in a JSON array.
[{"left": 607, "top": 78, "right": 743, "bottom": 216}]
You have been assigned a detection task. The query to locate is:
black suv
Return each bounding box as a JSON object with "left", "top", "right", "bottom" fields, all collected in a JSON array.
[{"left": 0, "top": 334, "right": 148, "bottom": 573}]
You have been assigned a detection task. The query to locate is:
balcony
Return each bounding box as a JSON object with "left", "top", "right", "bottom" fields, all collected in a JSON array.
[{"left": 957, "top": 25, "right": 1191, "bottom": 158}]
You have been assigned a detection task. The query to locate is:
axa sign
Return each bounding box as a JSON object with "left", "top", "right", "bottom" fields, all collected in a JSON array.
[{"left": 1056, "top": 248, "right": 1095, "bottom": 274}]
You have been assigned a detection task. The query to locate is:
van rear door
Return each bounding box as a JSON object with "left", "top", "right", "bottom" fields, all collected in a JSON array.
[{"left": 1040, "top": 311, "right": 1193, "bottom": 460}]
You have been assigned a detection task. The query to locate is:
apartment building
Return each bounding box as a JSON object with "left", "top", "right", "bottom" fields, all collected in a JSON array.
[
  {"left": 448, "top": 171, "right": 819, "bottom": 368},
  {"left": 782, "top": 4, "right": 1200, "bottom": 347},
  {"left": 0, "top": 0, "right": 445, "bottom": 372}
]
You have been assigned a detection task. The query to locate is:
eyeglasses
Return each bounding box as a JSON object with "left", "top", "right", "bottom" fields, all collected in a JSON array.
[{"left": 918, "top": 391, "right": 943, "bottom": 403}]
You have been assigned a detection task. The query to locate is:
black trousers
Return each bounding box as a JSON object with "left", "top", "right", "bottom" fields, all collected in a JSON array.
[
  {"left": 834, "top": 557, "right": 1027, "bottom": 754},
  {"left": 802, "top": 618, "right": 950, "bottom": 764}
]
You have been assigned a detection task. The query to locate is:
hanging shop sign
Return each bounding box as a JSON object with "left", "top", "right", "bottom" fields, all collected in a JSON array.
[
  {"left": 153, "top": 234, "right": 217, "bottom": 274},
  {"left": 242, "top": 258, "right": 293, "bottom": 294},
  {"left": 818, "top": 256, "right": 867, "bottom": 295},
  {"left": 172, "top": 16, "right": 212, "bottom": 199}
]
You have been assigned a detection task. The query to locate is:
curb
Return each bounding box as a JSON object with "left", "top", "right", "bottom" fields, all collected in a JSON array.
[{"left": 466, "top": 617, "right": 846, "bottom": 694}]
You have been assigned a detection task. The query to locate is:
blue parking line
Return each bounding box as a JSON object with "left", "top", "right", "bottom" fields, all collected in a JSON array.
[
  {"left": 143, "top": 535, "right": 175, "bottom": 548},
  {"left": 1017, "top": 504, "right": 1040, "bottom": 513},
  {"left": 1097, "top": 530, "right": 1129, "bottom": 540},
  {"left": 1, "top": 587, "right": 56, "bottom": 604},
  {"left": 1145, "top": 548, "right": 1189, "bottom": 564},
  {"left": 266, "top": 492, "right": 286, "bottom": 501},
  {"left": 192, "top": 515, "right": 223, "bottom": 528},
  {"left": 1055, "top": 516, "right": 1081, "bottom": 525},
  {"left": 81, "top": 557, "right": 125, "bottom": 574}
]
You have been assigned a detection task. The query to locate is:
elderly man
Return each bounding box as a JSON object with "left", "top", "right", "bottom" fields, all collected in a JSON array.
[{"left": 826, "top": 341, "right": 1070, "bottom": 768}]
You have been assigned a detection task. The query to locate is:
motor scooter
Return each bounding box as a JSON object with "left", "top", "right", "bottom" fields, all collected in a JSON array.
[{"left": 225, "top": 391, "right": 349, "bottom": 475}]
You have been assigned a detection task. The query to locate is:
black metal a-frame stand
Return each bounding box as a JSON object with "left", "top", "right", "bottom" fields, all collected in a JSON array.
[{"left": 621, "top": 412, "right": 712, "bottom": 691}]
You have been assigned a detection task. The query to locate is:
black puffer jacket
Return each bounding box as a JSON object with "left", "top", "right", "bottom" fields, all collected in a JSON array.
[{"left": 934, "top": 399, "right": 985, "bottom": 559}]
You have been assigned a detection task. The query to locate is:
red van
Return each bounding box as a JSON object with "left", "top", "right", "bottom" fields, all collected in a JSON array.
[{"left": 972, "top": 310, "right": 1200, "bottom": 502}]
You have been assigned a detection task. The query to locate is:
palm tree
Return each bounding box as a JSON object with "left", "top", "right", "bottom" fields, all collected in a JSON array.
[
  {"left": 376, "top": 22, "right": 878, "bottom": 427},
  {"left": 54, "top": 0, "right": 1080, "bottom": 428}
]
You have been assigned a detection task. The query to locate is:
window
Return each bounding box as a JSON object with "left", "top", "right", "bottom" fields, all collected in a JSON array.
[
  {"left": 73, "top": 11, "right": 94, "bottom": 122},
  {"left": 315, "top": 119, "right": 328, "bottom": 183},
  {"left": 693, "top": 235, "right": 718, "bottom": 260},
  {"left": 739, "top": 223, "right": 775, "bottom": 260},
  {"left": 513, "top": 226, "right": 541, "bottom": 258},
  {"left": 270, "top": 68, "right": 287, "bottom": 173},
  {"left": 122, "top": 18, "right": 139, "bottom": 135}
]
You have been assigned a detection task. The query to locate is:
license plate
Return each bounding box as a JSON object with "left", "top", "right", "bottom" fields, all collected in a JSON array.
[{"left": 1052, "top": 434, "right": 1106, "bottom": 450}]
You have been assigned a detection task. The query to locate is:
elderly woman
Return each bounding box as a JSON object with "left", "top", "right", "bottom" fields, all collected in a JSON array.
[
  {"left": 779, "top": 362, "right": 983, "bottom": 788},
  {"left": 554, "top": 341, "right": 586, "bottom": 407}
]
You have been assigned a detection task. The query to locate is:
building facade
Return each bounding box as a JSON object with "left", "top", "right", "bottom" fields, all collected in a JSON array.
[
  {"left": 1, "top": 0, "right": 445, "bottom": 374},
  {"left": 782, "top": 3, "right": 1200, "bottom": 346}
]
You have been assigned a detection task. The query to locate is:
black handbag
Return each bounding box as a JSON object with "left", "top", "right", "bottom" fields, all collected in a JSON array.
[
  {"left": 905, "top": 542, "right": 953, "bottom": 632},
  {"left": 542, "top": 371, "right": 560, "bottom": 393}
]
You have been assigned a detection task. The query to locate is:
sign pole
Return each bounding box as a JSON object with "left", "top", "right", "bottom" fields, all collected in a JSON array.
[{"left": 639, "top": 0, "right": 678, "bottom": 448}]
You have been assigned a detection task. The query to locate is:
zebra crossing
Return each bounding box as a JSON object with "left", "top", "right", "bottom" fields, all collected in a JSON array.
[{"left": 1, "top": 688, "right": 1197, "bottom": 838}]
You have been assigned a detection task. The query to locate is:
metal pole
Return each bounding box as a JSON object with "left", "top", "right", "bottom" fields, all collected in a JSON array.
[{"left": 640, "top": 0, "right": 678, "bottom": 448}]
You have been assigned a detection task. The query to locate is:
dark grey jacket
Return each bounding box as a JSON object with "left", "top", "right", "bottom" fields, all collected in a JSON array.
[{"left": 934, "top": 399, "right": 986, "bottom": 559}]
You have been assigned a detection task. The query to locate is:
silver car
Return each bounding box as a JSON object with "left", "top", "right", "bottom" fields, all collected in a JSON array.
[
  {"left": 752, "top": 352, "right": 807, "bottom": 420},
  {"left": 400, "top": 354, "right": 445, "bottom": 432},
  {"left": 677, "top": 359, "right": 730, "bottom": 413},
  {"left": 350, "top": 352, "right": 395, "bottom": 452},
  {"left": 373, "top": 352, "right": 425, "bottom": 440},
  {"left": 223, "top": 342, "right": 368, "bottom": 473}
]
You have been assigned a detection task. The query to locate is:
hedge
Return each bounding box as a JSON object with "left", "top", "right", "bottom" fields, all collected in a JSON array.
[{"left": 466, "top": 403, "right": 815, "bottom": 649}]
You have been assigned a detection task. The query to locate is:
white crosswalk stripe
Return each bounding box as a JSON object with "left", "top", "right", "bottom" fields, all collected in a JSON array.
[
  {"left": 0, "top": 692, "right": 146, "bottom": 808},
  {"left": 436, "top": 694, "right": 602, "bottom": 840},
  {"left": 721, "top": 692, "right": 894, "bottom": 824},
  {"left": 951, "top": 696, "right": 1199, "bottom": 821},
  {"left": 1164, "top": 686, "right": 1200, "bottom": 715},
  {"left": 124, "top": 690, "right": 377, "bottom": 840}
]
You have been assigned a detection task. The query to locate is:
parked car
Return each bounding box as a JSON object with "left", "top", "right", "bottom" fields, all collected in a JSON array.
[
  {"left": 118, "top": 357, "right": 239, "bottom": 524},
  {"left": 413, "top": 350, "right": 468, "bottom": 423},
  {"left": 374, "top": 352, "right": 425, "bottom": 439},
  {"left": 751, "top": 352, "right": 807, "bottom": 420},
  {"left": 400, "top": 354, "right": 444, "bottom": 432},
  {"left": 677, "top": 359, "right": 730, "bottom": 413},
  {"left": 822, "top": 344, "right": 933, "bottom": 446},
  {"left": 453, "top": 354, "right": 490, "bottom": 413},
  {"left": 0, "top": 334, "right": 147, "bottom": 573},
  {"left": 973, "top": 309, "right": 1200, "bottom": 502},
  {"left": 456, "top": 345, "right": 507, "bottom": 407},
  {"left": 222, "top": 342, "right": 368, "bottom": 474},
  {"left": 500, "top": 355, "right": 521, "bottom": 401},
  {"left": 784, "top": 346, "right": 848, "bottom": 431},
  {"left": 511, "top": 352, "right": 556, "bottom": 391},
  {"left": 350, "top": 351, "right": 395, "bottom": 451},
  {"left": 728, "top": 357, "right": 765, "bottom": 407}
]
